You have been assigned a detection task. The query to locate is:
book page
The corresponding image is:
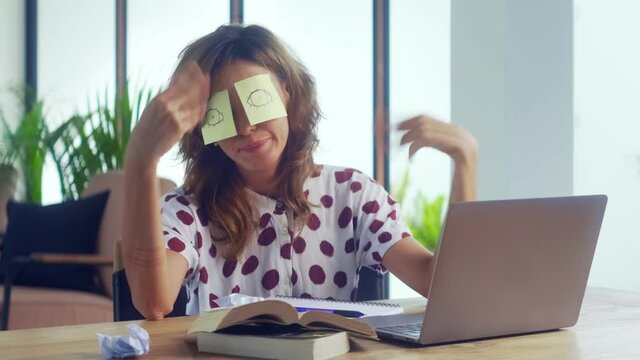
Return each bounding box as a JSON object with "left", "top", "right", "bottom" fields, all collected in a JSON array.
[
  {"left": 298, "top": 311, "right": 377, "bottom": 339},
  {"left": 275, "top": 296, "right": 403, "bottom": 316},
  {"left": 188, "top": 300, "right": 299, "bottom": 335}
]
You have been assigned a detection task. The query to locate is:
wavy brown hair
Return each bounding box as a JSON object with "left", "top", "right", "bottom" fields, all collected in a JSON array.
[{"left": 176, "top": 25, "right": 320, "bottom": 259}]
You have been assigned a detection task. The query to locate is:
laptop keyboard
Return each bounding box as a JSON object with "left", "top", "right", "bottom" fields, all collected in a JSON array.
[{"left": 378, "top": 323, "right": 422, "bottom": 338}]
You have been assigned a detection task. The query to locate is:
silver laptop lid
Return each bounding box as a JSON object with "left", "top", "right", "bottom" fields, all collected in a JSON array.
[{"left": 420, "top": 195, "right": 607, "bottom": 345}]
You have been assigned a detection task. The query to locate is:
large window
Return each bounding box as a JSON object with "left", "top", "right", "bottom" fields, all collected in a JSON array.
[
  {"left": 388, "top": 1, "right": 450, "bottom": 298},
  {"left": 245, "top": 0, "right": 374, "bottom": 175},
  {"left": 128, "top": 0, "right": 229, "bottom": 186},
  {"left": 38, "top": 0, "right": 115, "bottom": 203}
]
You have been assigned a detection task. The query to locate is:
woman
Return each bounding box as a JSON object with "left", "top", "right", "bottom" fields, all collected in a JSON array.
[{"left": 123, "top": 24, "right": 478, "bottom": 320}]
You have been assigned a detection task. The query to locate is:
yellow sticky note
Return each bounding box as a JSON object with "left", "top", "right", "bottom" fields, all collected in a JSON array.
[
  {"left": 234, "top": 73, "right": 287, "bottom": 125},
  {"left": 202, "top": 89, "right": 237, "bottom": 144}
]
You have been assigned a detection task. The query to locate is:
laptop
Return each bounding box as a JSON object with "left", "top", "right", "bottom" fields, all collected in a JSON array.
[{"left": 364, "top": 195, "right": 607, "bottom": 346}]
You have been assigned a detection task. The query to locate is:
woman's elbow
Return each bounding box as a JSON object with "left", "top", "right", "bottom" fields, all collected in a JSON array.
[{"left": 133, "top": 297, "right": 174, "bottom": 320}]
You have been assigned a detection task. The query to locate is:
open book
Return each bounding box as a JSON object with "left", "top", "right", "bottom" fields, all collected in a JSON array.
[{"left": 186, "top": 299, "right": 378, "bottom": 340}]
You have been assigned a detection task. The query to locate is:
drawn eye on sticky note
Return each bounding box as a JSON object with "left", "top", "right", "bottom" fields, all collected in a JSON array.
[
  {"left": 202, "top": 89, "right": 237, "bottom": 144},
  {"left": 234, "top": 73, "right": 287, "bottom": 125}
]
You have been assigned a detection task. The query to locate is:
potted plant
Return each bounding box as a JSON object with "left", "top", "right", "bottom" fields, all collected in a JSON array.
[
  {"left": 392, "top": 168, "right": 446, "bottom": 251},
  {"left": 48, "top": 84, "right": 154, "bottom": 199},
  {"left": 0, "top": 98, "right": 49, "bottom": 206}
]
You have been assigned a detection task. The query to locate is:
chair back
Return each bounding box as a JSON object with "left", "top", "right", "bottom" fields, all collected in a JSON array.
[
  {"left": 82, "top": 170, "right": 176, "bottom": 298},
  {"left": 112, "top": 240, "right": 188, "bottom": 321}
]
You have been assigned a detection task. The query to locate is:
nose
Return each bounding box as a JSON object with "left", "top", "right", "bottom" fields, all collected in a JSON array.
[
  {"left": 230, "top": 90, "right": 256, "bottom": 136},
  {"left": 235, "top": 113, "right": 256, "bottom": 136}
]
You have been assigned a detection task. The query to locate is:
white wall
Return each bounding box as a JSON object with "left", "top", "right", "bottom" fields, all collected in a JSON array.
[
  {"left": 574, "top": 0, "right": 640, "bottom": 292},
  {"left": 452, "top": 0, "right": 574, "bottom": 200},
  {"left": 0, "top": 0, "right": 24, "bottom": 128}
]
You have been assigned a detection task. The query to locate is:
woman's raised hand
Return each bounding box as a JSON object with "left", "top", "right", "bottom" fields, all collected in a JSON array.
[
  {"left": 126, "top": 61, "right": 210, "bottom": 168},
  {"left": 398, "top": 114, "right": 478, "bottom": 166}
]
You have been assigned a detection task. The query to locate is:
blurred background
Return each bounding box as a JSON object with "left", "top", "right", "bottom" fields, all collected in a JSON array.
[{"left": 0, "top": 0, "right": 638, "bottom": 300}]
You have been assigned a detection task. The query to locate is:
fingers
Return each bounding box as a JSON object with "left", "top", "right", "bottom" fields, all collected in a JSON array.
[
  {"left": 397, "top": 114, "right": 441, "bottom": 131},
  {"left": 162, "top": 62, "right": 211, "bottom": 130}
]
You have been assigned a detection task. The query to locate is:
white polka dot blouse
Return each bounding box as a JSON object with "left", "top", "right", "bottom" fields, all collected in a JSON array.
[{"left": 161, "top": 165, "right": 411, "bottom": 314}]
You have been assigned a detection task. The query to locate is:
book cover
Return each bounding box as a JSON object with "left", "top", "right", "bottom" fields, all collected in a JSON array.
[{"left": 197, "top": 328, "right": 350, "bottom": 360}]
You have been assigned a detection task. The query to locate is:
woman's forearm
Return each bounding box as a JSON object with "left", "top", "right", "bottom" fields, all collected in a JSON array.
[
  {"left": 450, "top": 144, "right": 478, "bottom": 202},
  {"left": 122, "top": 160, "right": 174, "bottom": 319}
]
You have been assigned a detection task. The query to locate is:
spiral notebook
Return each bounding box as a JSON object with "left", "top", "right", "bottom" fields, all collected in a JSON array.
[{"left": 274, "top": 296, "right": 403, "bottom": 317}]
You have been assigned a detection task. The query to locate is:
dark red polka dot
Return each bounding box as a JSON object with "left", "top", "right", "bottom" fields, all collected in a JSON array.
[
  {"left": 402, "top": 231, "right": 411, "bottom": 239},
  {"left": 363, "top": 241, "right": 372, "bottom": 252},
  {"left": 350, "top": 181, "right": 362, "bottom": 193},
  {"left": 241, "top": 255, "right": 259, "bottom": 275},
  {"left": 262, "top": 269, "right": 280, "bottom": 290},
  {"left": 344, "top": 238, "right": 355, "bottom": 253},
  {"left": 369, "top": 219, "right": 384, "bottom": 233},
  {"left": 372, "top": 252, "right": 383, "bottom": 262},
  {"left": 293, "top": 236, "right": 307, "bottom": 254},
  {"left": 350, "top": 287, "right": 358, "bottom": 301},
  {"left": 291, "top": 269, "right": 298, "bottom": 285},
  {"left": 334, "top": 170, "right": 354, "bottom": 184},
  {"left": 362, "top": 200, "right": 380, "bottom": 214},
  {"left": 209, "top": 293, "right": 219, "bottom": 308},
  {"left": 320, "top": 241, "right": 334, "bottom": 257},
  {"left": 209, "top": 243, "right": 217, "bottom": 258},
  {"left": 199, "top": 267, "right": 209, "bottom": 284},
  {"left": 259, "top": 213, "right": 272, "bottom": 228},
  {"left": 387, "top": 210, "right": 397, "bottom": 220},
  {"left": 185, "top": 268, "right": 194, "bottom": 278},
  {"left": 176, "top": 195, "right": 190, "bottom": 206},
  {"left": 195, "top": 231, "right": 203, "bottom": 249},
  {"left": 301, "top": 293, "right": 312, "bottom": 299},
  {"left": 338, "top": 207, "right": 352, "bottom": 228},
  {"left": 309, "top": 265, "right": 326, "bottom": 284},
  {"left": 334, "top": 271, "right": 348, "bottom": 288},
  {"left": 378, "top": 231, "right": 392, "bottom": 243},
  {"left": 258, "top": 227, "right": 277, "bottom": 246},
  {"left": 307, "top": 213, "right": 321, "bottom": 230},
  {"left": 231, "top": 285, "right": 240, "bottom": 293},
  {"left": 320, "top": 195, "right": 333, "bottom": 208},
  {"left": 165, "top": 194, "right": 177, "bottom": 202},
  {"left": 387, "top": 195, "right": 397, "bottom": 205},
  {"left": 222, "top": 259, "right": 237, "bottom": 278},
  {"left": 196, "top": 207, "right": 209, "bottom": 226},
  {"left": 168, "top": 237, "right": 185, "bottom": 252},
  {"left": 176, "top": 210, "right": 194, "bottom": 225},
  {"left": 280, "top": 243, "right": 292, "bottom": 259}
]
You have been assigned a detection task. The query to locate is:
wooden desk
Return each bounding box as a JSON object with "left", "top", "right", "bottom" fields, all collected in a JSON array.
[{"left": 1, "top": 287, "right": 638, "bottom": 359}]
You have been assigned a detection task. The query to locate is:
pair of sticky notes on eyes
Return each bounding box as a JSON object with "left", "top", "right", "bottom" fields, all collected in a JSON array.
[{"left": 202, "top": 73, "right": 288, "bottom": 145}]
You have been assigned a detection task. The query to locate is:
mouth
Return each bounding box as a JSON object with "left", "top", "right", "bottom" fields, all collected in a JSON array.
[{"left": 239, "top": 138, "right": 270, "bottom": 153}]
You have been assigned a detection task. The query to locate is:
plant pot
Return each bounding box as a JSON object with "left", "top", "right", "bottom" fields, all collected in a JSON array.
[{"left": 0, "top": 164, "right": 19, "bottom": 232}]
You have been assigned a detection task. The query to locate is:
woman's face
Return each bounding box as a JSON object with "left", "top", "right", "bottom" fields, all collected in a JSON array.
[{"left": 214, "top": 60, "right": 290, "bottom": 176}]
